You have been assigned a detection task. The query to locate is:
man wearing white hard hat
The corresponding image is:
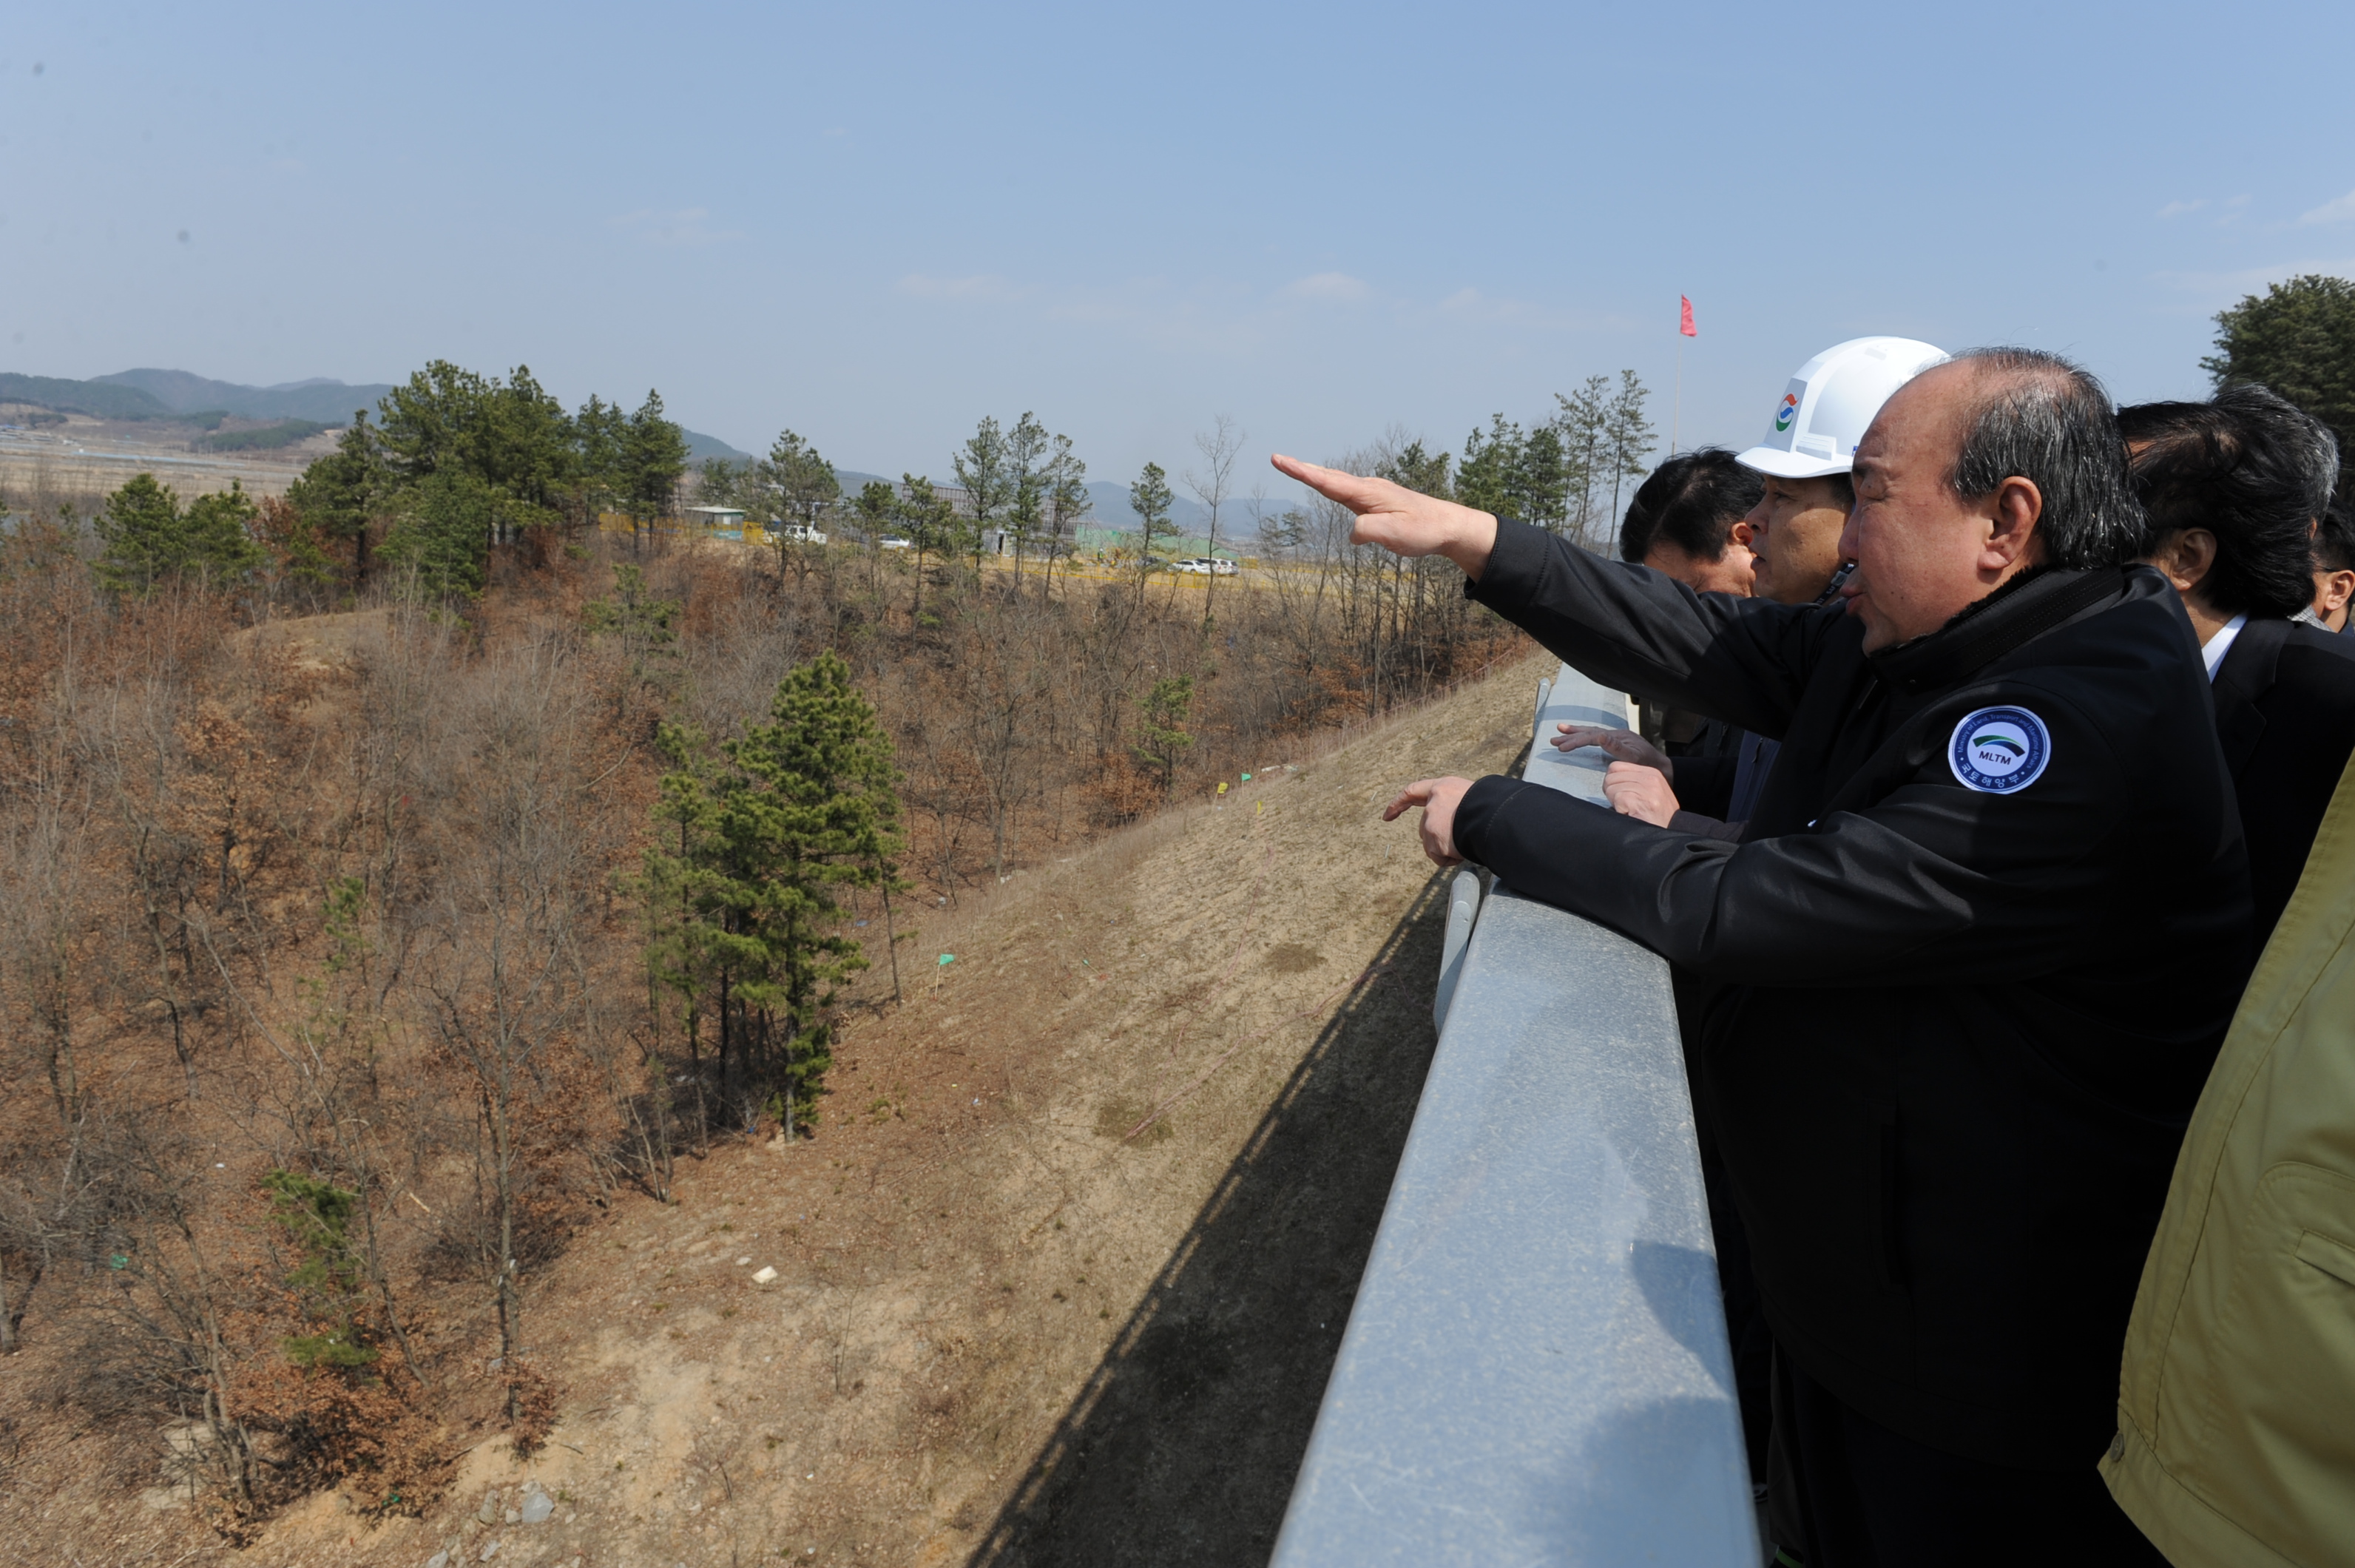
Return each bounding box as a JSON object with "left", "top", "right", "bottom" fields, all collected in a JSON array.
[
  {"left": 1739, "top": 337, "right": 1950, "bottom": 606},
  {"left": 1558, "top": 338, "right": 1948, "bottom": 837}
]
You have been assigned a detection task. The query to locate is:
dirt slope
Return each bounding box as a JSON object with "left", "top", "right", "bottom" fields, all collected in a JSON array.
[{"left": 223, "top": 654, "right": 1541, "bottom": 1568}]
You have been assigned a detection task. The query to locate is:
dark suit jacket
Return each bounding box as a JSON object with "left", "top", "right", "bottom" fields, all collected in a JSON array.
[{"left": 2213, "top": 617, "right": 2355, "bottom": 952}]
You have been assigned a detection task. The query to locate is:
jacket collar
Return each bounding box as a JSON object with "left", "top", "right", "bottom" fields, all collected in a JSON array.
[
  {"left": 1868, "top": 565, "right": 2138, "bottom": 697},
  {"left": 2209, "top": 615, "right": 2289, "bottom": 774}
]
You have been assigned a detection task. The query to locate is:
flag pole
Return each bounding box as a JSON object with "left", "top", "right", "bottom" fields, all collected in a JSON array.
[
  {"left": 1672, "top": 333, "right": 1683, "bottom": 455},
  {"left": 1672, "top": 294, "right": 1696, "bottom": 453}
]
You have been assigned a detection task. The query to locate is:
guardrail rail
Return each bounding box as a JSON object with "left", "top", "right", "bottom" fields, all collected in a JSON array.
[{"left": 1270, "top": 662, "right": 1760, "bottom": 1567}]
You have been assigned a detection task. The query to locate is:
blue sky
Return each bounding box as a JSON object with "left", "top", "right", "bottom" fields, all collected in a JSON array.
[{"left": 4, "top": 1, "right": 2354, "bottom": 497}]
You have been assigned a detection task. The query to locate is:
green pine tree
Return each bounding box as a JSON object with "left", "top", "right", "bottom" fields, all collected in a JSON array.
[
  {"left": 1129, "top": 461, "right": 1177, "bottom": 609},
  {"left": 893, "top": 476, "right": 957, "bottom": 623},
  {"left": 2206, "top": 274, "right": 2355, "bottom": 456},
  {"left": 286, "top": 410, "right": 389, "bottom": 587},
  {"left": 262, "top": 1169, "right": 379, "bottom": 1371},
  {"left": 1456, "top": 414, "right": 1524, "bottom": 518},
  {"left": 953, "top": 416, "right": 1009, "bottom": 575},
  {"left": 583, "top": 562, "right": 680, "bottom": 683},
  {"left": 637, "top": 652, "right": 905, "bottom": 1136},
  {"left": 624, "top": 390, "right": 691, "bottom": 535},
  {"left": 380, "top": 470, "right": 507, "bottom": 598},
  {"left": 1132, "top": 675, "right": 1195, "bottom": 795},
  {"left": 94, "top": 473, "right": 266, "bottom": 595}
]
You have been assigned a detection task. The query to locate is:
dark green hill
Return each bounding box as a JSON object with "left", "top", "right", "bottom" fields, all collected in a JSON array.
[
  {"left": 0, "top": 373, "right": 173, "bottom": 420},
  {"left": 94, "top": 368, "right": 395, "bottom": 425},
  {"left": 19, "top": 368, "right": 746, "bottom": 464}
]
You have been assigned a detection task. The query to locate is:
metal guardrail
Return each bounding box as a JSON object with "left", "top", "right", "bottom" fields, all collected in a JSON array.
[{"left": 1271, "top": 662, "right": 1760, "bottom": 1567}]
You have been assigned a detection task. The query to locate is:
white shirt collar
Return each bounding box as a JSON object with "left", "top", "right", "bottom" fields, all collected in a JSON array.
[{"left": 2202, "top": 613, "right": 2249, "bottom": 683}]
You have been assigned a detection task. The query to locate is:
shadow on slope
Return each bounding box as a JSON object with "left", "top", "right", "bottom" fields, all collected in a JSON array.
[{"left": 970, "top": 869, "right": 1453, "bottom": 1568}]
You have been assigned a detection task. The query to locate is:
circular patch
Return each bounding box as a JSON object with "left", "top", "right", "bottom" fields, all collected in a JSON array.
[
  {"left": 1948, "top": 706, "right": 2051, "bottom": 794},
  {"left": 1774, "top": 393, "right": 1799, "bottom": 433}
]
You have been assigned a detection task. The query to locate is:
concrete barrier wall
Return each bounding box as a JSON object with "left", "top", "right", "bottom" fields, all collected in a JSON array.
[{"left": 1271, "top": 662, "right": 1759, "bottom": 1567}]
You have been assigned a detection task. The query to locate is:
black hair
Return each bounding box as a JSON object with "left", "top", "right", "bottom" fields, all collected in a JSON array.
[
  {"left": 2118, "top": 384, "right": 2342, "bottom": 618},
  {"left": 2314, "top": 469, "right": 2355, "bottom": 575},
  {"left": 1619, "top": 447, "right": 1764, "bottom": 564},
  {"left": 1945, "top": 348, "right": 2146, "bottom": 570}
]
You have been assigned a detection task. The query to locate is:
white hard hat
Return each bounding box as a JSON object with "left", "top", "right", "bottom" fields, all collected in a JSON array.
[{"left": 1737, "top": 336, "right": 1947, "bottom": 480}]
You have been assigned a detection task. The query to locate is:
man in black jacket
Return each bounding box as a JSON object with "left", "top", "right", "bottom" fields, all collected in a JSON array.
[
  {"left": 1273, "top": 348, "right": 2248, "bottom": 1566},
  {"left": 2125, "top": 386, "right": 2355, "bottom": 952}
]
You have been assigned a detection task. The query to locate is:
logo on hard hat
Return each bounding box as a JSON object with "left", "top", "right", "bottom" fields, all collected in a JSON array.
[
  {"left": 1774, "top": 393, "right": 1799, "bottom": 433},
  {"left": 1947, "top": 706, "right": 2050, "bottom": 794}
]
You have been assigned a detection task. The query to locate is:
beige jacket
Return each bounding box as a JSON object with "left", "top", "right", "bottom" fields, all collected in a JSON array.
[{"left": 2104, "top": 750, "right": 2355, "bottom": 1565}]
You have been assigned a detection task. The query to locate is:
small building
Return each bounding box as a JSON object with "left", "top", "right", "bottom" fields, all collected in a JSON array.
[{"left": 685, "top": 506, "right": 747, "bottom": 538}]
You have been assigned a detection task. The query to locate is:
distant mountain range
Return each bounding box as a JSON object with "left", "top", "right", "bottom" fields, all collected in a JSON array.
[
  {"left": 4, "top": 369, "right": 1288, "bottom": 527},
  {"left": 1, "top": 368, "right": 748, "bottom": 462},
  {"left": 93, "top": 368, "right": 399, "bottom": 425}
]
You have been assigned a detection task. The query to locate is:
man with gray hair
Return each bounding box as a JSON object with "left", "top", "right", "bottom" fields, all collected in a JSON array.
[{"left": 1274, "top": 348, "right": 2246, "bottom": 1564}]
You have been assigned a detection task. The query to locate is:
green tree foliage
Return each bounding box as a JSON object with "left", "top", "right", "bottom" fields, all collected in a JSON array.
[
  {"left": 2206, "top": 274, "right": 2355, "bottom": 456},
  {"left": 285, "top": 411, "right": 390, "bottom": 586},
  {"left": 953, "top": 415, "right": 1009, "bottom": 572},
  {"left": 261, "top": 1169, "right": 378, "bottom": 1371},
  {"left": 1129, "top": 461, "right": 1177, "bottom": 606},
  {"left": 1378, "top": 439, "right": 1453, "bottom": 498},
  {"left": 852, "top": 479, "right": 896, "bottom": 538},
  {"left": 638, "top": 651, "right": 905, "bottom": 1134},
  {"left": 94, "top": 473, "right": 267, "bottom": 595},
  {"left": 575, "top": 393, "right": 629, "bottom": 520},
  {"left": 893, "top": 475, "right": 958, "bottom": 621},
  {"left": 1455, "top": 414, "right": 1524, "bottom": 517},
  {"left": 379, "top": 470, "right": 513, "bottom": 599},
  {"left": 623, "top": 390, "right": 691, "bottom": 527},
  {"left": 694, "top": 456, "right": 757, "bottom": 515},
  {"left": 1555, "top": 374, "right": 1612, "bottom": 546},
  {"left": 1603, "top": 369, "right": 1658, "bottom": 528},
  {"left": 1043, "top": 435, "right": 1090, "bottom": 588},
  {"left": 379, "top": 360, "right": 577, "bottom": 520},
  {"left": 1132, "top": 675, "right": 1195, "bottom": 795},
  {"left": 583, "top": 562, "right": 680, "bottom": 683},
  {"left": 309, "top": 363, "right": 689, "bottom": 581},
  {"left": 1001, "top": 411, "right": 1051, "bottom": 570},
  {"left": 763, "top": 429, "right": 841, "bottom": 533},
  {"left": 1516, "top": 422, "right": 1570, "bottom": 530}
]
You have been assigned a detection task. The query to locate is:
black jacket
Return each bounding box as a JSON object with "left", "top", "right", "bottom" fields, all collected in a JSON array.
[
  {"left": 2211, "top": 616, "right": 2355, "bottom": 952},
  {"left": 1453, "top": 519, "right": 2250, "bottom": 1469}
]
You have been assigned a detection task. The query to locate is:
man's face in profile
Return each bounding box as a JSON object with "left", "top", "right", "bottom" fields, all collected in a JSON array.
[{"left": 1839, "top": 364, "right": 2038, "bottom": 652}]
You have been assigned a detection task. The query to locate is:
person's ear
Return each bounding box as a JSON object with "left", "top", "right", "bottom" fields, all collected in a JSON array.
[
  {"left": 1985, "top": 476, "right": 2043, "bottom": 570},
  {"left": 1729, "top": 518, "right": 1755, "bottom": 550},
  {"left": 2147, "top": 528, "right": 2218, "bottom": 595},
  {"left": 2326, "top": 567, "right": 2355, "bottom": 617}
]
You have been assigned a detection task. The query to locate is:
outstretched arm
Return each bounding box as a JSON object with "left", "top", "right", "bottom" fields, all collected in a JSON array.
[
  {"left": 1274, "top": 453, "right": 1827, "bottom": 737},
  {"left": 1271, "top": 455, "right": 1500, "bottom": 580}
]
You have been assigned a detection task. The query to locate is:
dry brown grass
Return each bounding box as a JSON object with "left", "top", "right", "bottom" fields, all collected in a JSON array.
[{"left": 64, "top": 647, "right": 1537, "bottom": 1568}]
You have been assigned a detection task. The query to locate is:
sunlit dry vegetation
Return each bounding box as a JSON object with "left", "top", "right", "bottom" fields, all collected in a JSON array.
[{"left": 0, "top": 365, "right": 1524, "bottom": 1541}]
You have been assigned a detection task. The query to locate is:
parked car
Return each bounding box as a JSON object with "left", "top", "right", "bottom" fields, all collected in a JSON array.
[
  {"left": 779, "top": 523, "right": 828, "bottom": 544},
  {"left": 1175, "top": 556, "right": 1238, "bottom": 575},
  {"left": 878, "top": 536, "right": 914, "bottom": 551}
]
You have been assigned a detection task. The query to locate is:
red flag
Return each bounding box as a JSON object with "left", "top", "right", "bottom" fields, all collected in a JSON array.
[{"left": 1679, "top": 295, "right": 1697, "bottom": 337}]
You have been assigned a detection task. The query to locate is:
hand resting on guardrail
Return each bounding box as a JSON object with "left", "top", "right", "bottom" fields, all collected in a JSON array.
[{"left": 1553, "top": 725, "right": 1682, "bottom": 828}]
